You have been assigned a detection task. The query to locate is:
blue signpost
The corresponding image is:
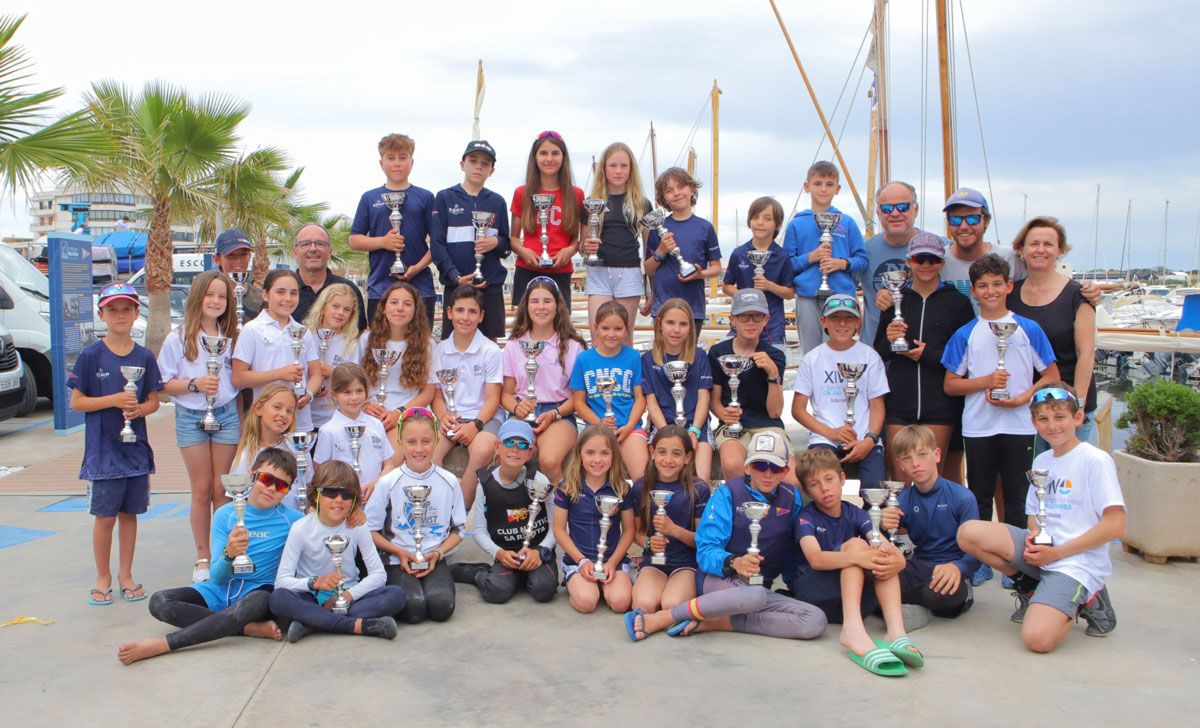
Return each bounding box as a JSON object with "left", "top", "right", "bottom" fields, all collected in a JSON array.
[{"left": 47, "top": 232, "right": 93, "bottom": 435}]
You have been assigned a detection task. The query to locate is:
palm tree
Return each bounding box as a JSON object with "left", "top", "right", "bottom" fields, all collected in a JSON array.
[
  {"left": 82, "top": 81, "right": 248, "bottom": 353},
  {"left": 0, "top": 14, "right": 113, "bottom": 198}
]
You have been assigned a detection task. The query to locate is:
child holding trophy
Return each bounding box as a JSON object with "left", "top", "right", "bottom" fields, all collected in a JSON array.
[
  {"left": 303, "top": 282, "right": 363, "bottom": 429},
  {"left": 157, "top": 271, "right": 240, "bottom": 583},
  {"left": 270, "top": 461, "right": 405, "bottom": 643},
  {"left": 365, "top": 408, "right": 466, "bottom": 624},
  {"left": 957, "top": 383, "right": 1124, "bottom": 652},
  {"left": 721, "top": 197, "right": 795, "bottom": 345},
  {"left": 312, "top": 364, "right": 399, "bottom": 502},
  {"left": 361, "top": 281, "right": 435, "bottom": 455},
  {"left": 509, "top": 131, "right": 584, "bottom": 305},
  {"left": 640, "top": 298, "right": 713, "bottom": 481},
  {"left": 643, "top": 167, "right": 723, "bottom": 326},
  {"left": 501, "top": 277, "right": 585, "bottom": 484}
]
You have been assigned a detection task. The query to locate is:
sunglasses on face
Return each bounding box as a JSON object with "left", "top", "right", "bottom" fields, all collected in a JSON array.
[
  {"left": 401, "top": 407, "right": 435, "bottom": 421},
  {"left": 1033, "top": 388, "right": 1077, "bottom": 405},
  {"left": 252, "top": 471, "right": 292, "bottom": 494},
  {"left": 318, "top": 487, "right": 355, "bottom": 501},
  {"left": 909, "top": 254, "right": 944, "bottom": 265},
  {"left": 947, "top": 214, "right": 983, "bottom": 227},
  {"left": 501, "top": 438, "right": 533, "bottom": 450},
  {"left": 734, "top": 312, "right": 766, "bottom": 323},
  {"left": 879, "top": 202, "right": 913, "bottom": 214},
  {"left": 749, "top": 461, "right": 789, "bottom": 474}
]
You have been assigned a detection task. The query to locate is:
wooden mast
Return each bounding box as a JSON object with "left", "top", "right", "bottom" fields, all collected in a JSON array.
[
  {"left": 711, "top": 79, "right": 722, "bottom": 234},
  {"left": 935, "top": 0, "right": 957, "bottom": 202},
  {"left": 649, "top": 122, "right": 658, "bottom": 181}
]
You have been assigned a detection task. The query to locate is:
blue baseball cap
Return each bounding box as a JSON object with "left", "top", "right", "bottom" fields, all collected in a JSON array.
[
  {"left": 497, "top": 419, "right": 535, "bottom": 446},
  {"left": 97, "top": 282, "right": 140, "bottom": 310},
  {"left": 215, "top": 229, "right": 252, "bottom": 256},
  {"left": 942, "top": 187, "right": 989, "bottom": 212}
]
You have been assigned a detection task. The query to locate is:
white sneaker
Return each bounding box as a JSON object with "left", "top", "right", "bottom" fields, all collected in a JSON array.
[
  {"left": 902, "top": 604, "right": 931, "bottom": 632},
  {"left": 192, "top": 559, "right": 211, "bottom": 583}
]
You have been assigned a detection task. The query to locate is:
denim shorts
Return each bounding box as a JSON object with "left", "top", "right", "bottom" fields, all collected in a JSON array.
[
  {"left": 535, "top": 400, "right": 578, "bottom": 428},
  {"left": 175, "top": 399, "right": 241, "bottom": 448},
  {"left": 584, "top": 266, "right": 644, "bottom": 298}
]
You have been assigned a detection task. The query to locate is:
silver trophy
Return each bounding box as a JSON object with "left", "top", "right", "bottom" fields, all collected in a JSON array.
[
  {"left": 519, "top": 477, "right": 554, "bottom": 561},
  {"left": 435, "top": 368, "right": 461, "bottom": 437},
  {"left": 323, "top": 534, "right": 350, "bottom": 615},
  {"left": 836, "top": 362, "right": 867, "bottom": 427},
  {"left": 664, "top": 360, "right": 690, "bottom": 427},
  {"left": 882, "top": 481, "right": 906, "bottom": 546},
  {"left": 582, "top": 198, "right": 606, "bottom": 266},
  {"left": 861, "top": 488, "right": 888, "bottom": 548},
  {"left": 518, "top": 340, "right": 545, "bottom": 423},
  {"left": 287, "top": 325, "right": 307, "bottom": 398},
  {"left": 314, "top": 328, "right": 335, "bottom": 358},
  {"left": 343, "top": 424, "right": 365, "bottom": 475},
  {"left": 649, "top": 490, "right": 673, "bottom": 566},
  {"left": 717, "top": 354, "right": 754, "bottom": 438},
  {"left": 372, "top": 348, "right": 401, "bottom": 405},
  {"left": 1028, "top": 469, "right": 1053, "bottom": 546},
  {"left": 220, "top": 473, "right": 256, "bottom": 575},
  {"left": 404, "top": 484, "right": 432, "bottom": 570},
  {"left": 381, "top": 191, "right": 408, "bottom": 276},
  {"left": 641, "top": 209, "right": 698, "bottom": 278},
  {"left": 594, "top": 375, "right": 616, "bottom": 423},
  {"left": 469, "top": 211, "right": 496, "bottom": 285},
  {"left": 742, "top": 501, "right": 772, "bottom": 585},
  {"left": 118, "top": 365, "right": 145, "bottom": 443},
  {"left": 531, "top": 193, "right": 556, "bottom": 267},
  {"left": 593, "top": 495, "right": 622, "bottom": 580},
  {"left": 747, "top": 249, "right": 771, "bottom": 278},
  {"left": 812, "top": 212, "right": 842, "bottom": 301},
  {"left": 229, "top": 271, "right": 248, "bottom": 331},
  {"left": 286, "top": 432, "right": 313, "bottom": 510},
  {"left": 988, "top": 322, "right": 1019, "bottom": 400},
  {"left": 881, "top": 270, "right": 912, "bottom": 352},
  {"left": 198, "top": 335, "right": 230, "bottom": 431}
]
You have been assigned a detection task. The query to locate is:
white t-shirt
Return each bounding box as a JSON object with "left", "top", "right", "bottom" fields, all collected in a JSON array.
[
  {"left": 313, "top": 409, "right": 395, "bottom": 487},
  {"left": 157, "top": 329, "right": 239, "bottom": 411},
  {"left": 309, "top": 332, "right": 364, "bottom": 429},
  {"left": 232, "top": 311, "right": 321, "bottom": 432},
  {"left": 792, "top": 340, "right": 889, "bottom": 446},
  {"left": 1029, "top": 442, "right": 1125, "bottom": 595},
  {"left": 230, "top": 441, "right": 312, "bottom": 510},
  {"left": 941, "top": 244, "right": 1027, "bottom": 315},
  {"left": 432, "top": 329, "right": 503, "bottom": 421},
  {"left": 358, "top": 333, "right": 435, "bottom": 411},
  {"left": 364, "top": 463, "right": 467, "bottom": 565},
  {"left": 941, "top": 312, "right": 1055, "bottom": 438},
  {"left": 273, "top": 513, "right": 385, "bottom": 600}
]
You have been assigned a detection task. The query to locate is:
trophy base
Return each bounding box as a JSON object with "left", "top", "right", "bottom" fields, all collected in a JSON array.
[
  {"left": 593, "top": 570, "right": 606, "bottom": 581},
  {"left": 537, "top": 258, "right": 555, "bottom": 268},
  {"left": 294, "top": 387, "right": 307, "bottom": 399},
  {"left": 651, "top": 555, "right": 666, "bottom": 566},
  {"left": 390, "top": 266, "right": 406, "bottom": 276},
  {"left": 990, "top": 389, "right": 1011, "bottom": 400},
  {"left": 410, "top": 558, "right": 430, "bottom": 571},
  {"left": 199, "top": 420, "right": 222, "bottom": 432},
  {"left": 725, "top": 424, "right": 744, "bottom": 439},
  {"left": 121, "top": 434, "right": 137, "bottom": 443},
  {"left": 232, "top": 562, "right": 256, "bottom": 576},
  {"left": 585, "top": 256, "right": 601, "bottom": 266},
  {"left": 1033, "top": 533, "right": 1054, "bottom": 546},
  {"left": 525, "top": 413, "right": 538, "bottom": 424},
  {"left": 891, "top": 340, "right": 909, "bottom": 352},
  {"left": 332, "top": 605, "right": 348, "bottom": 615},
  {"left": 471, "top": 276, "right": 485, "bottom": 286},
  {"left": 744, "top": 574, "right": 763, "bottom": 586}
]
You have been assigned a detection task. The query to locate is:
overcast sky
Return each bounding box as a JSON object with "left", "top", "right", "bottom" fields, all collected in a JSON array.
[{"left": 3, "top": 0, "right": 1198, "bottom": 270}]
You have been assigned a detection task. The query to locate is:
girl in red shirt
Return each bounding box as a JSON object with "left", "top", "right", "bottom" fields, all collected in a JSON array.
[{"left": 510, "top": 131, "right": 584, "bottom": 307}]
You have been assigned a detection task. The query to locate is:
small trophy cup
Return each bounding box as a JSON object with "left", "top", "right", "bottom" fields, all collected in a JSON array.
[
  {"left": 663, "top": 360, "right": 690, "bottom": 427},
  {"left": 220, "top": 473, "right": 256, "bottom": 575},
  {"left": 747, "top": 249, "right": 771, "bottom": 278},
  {"left": 229, "top": 271, "right": 248, "bottom": 331},
  {"left": 881, "top": 270, "right": 912, "bottom": 351},
  {"left": 518, "top": 340, "right": 545, "bottom": 423},
  {"left": 1028, "top": 469, "right": 1053, "bottom": 545},
  {"left": 882, "top": 481, "right": 906, "bottom": 546},
  {"left": 469, "top": 211, "right": 496, "bottom": 285},
  {"left": 717, "top": 354, "right": 754, "bottom": 437},
  {"left": 641, "top": 209, "right": 698, "bottom": 278},
  {"left": 198, "top": 335, "right": 230, "bottom": 431},
  {"left": 435, "top": 368, "right": 461, "bottom": 437},
  {"left": 287, "top": 325, "right": 307, "bottom": 398},
  {"left": 593, "top": 495, "right": 622, "bottom": 581},
  {"left": 314, "top": 328, "right": 335, "bottom": 358},
  {"left": 812, "top": 211, "right": 842, "bottom": 301},
  {"left": 119, "top": 365, "right": 145, "bottom": 443},
  {"left": 343, "top": 424, "right": 365, "bottom": 474},
  {"left": 286, "top": 432, "right": 313, "bottom": 510},
  {"left": 404, "top": 484, "right": 432, "bottom": 570},
  {"left": 836, "top": 362, "right": 867, "bottom": 427},
  {"left": 531, "top": 193, "right": 556, "bottom": 267},
  {"left": 381, "top": 191, "right": 408, "bottom": 276},
  {"left": 649, "top": 490, "right": 673, "bottom": 566},
  {"left": 741, "top": 501, "right": 772, "bottom": 585},
  {"left": 861, "top": 489, "right": 888, "bottom": 548},
  {"left": 323, "top": 534, "right": 351, "bottom": 615},
  {"left": 988, "top": 322, "right": 1019, "bottom": 400},
  {"left": 372, "top": 348, "right": 401, "bottom": 405},
  {"left": 594, "top": 375, "right": 616, "bottom": 423},
  {"left": 582, "top": 198, "right": 606, "bottom": 266},
  {"left": 519, "top": 477, "right": 554, "bottom": 561}
]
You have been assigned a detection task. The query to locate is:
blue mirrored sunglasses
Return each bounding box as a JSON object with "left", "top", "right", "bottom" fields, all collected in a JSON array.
[
  {"left": 879, "top": 202, "right": 913, "bottom": 214},
  {"left": 947, "top": 214, "right": 983, "bottom": 227},
  {"left": 1032, "top": 388, "right": 1077, "bottom": 404},
  {"left": 501, "top": 437, "right": 532, "bottom": 450}
]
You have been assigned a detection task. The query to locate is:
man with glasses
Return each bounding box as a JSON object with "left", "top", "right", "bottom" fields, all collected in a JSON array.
[
  {"left": 861, "top": 181, "right": 929, "bottom": 346},
  {"left": 292, "top": 223, "right": 367, "bottom": 330}
]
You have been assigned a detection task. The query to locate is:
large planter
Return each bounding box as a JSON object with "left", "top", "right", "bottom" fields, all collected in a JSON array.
[{"left": 1113, "top": 449, "right": 1200, "bottom": 563}]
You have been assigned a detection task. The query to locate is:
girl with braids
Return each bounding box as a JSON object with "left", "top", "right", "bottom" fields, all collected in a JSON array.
[
  {"left": 509, "top": 131, "right": 584, "bottom": 306},
  {"left": 360, "top": 281, "right": 434, "bottom": 454}
]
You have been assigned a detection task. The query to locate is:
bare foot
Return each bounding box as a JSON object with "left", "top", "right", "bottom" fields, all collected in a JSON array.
[
  {"left": 840, "top": 626, "right": 877, "bottom": 657},
  {"left": 243, "top": 620, "right": 282, "bottom": 640},
  {"left": 117, "top": 638, "right": 169, "bottom": 665},
  {"left": 642, "top": 609, "right": 676, "bottom": 638}
]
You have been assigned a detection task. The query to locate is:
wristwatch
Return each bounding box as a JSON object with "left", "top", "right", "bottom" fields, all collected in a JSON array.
[
  {"left": 187, "top": 378, "right": 198, "bottom": 393},
  {"left": 768, "top": 375, "right": 782, "bottom": 385},
  {"left": 471, "top": 417, "right": 484, "bottom": 430},
  {"left": 866, "top": 432, "right": 881, "bottom": 445},
  {"left": 307, "top": 576, "right": 317, "bottom": 592},
  {"left": 722, "top": 554, "right": 736, "bottom": 578}
]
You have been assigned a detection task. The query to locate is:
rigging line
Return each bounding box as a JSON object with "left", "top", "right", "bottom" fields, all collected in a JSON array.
[
  {"left": 638, "top": 127, "right": 652, "bottom": 170},
  {"left": 832, "top": 62, "right": 871, "bottom": 157},
  {"left": 673, "top": 92, "right": 711, "bottom": 168},
  {"left": 955, "top": 0, "right": 996, "bottom": 244},
  {"left": 813, "top": 23, "right": 872, "bottom": 163},
  {"left": 919, "top": 0, "right": 929, "bottom": 229}
]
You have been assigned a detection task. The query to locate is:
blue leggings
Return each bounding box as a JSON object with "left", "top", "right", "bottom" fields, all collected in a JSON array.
[{"left": 268, "top": 585, "right": 407, "bottom": 634}]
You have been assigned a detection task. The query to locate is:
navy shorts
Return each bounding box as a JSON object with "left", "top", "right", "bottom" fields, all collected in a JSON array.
[{"left": 88, "top": 475, "right": 150, "bottom": 517}]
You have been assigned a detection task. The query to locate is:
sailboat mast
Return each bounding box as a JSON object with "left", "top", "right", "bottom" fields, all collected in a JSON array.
[
  {"left": 1091, "top": 185, "right": 1101, "bottom": 273},
  {"left": 711, "top": 79, "right": 721, "bottom": 233},
  {"left": 875, "top": 0, "right": 890, "bottom": 185},
  {"left": 650, "top": 122, "right": 658, "bottom": 181},
  {"left": 935, "top": 0, "right": 957, "bottom": 203},
  {"left": 1162, "top": 199, "right": 1170, "bottom": 278}
]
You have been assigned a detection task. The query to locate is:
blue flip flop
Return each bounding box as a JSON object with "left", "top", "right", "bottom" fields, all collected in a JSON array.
[
  {"left": 119, "top": 584, "right": 147, "bottom": 602},
  {"left": 667, "top": 619, "right": 700, "bottom": 637},
  {"left": 624, "top": 608, "right": 645, "bottom": 642},
  {"left": 88, "top": 588, "right": 112, "bottom": 606}
]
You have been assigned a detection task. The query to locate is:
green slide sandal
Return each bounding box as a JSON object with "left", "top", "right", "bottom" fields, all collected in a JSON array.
[
  {"left": 875, "top": 636, "right": 925, "bottom": 668},
  {"left": 848, "top": 647, "right": 908, "bottom": 677}
]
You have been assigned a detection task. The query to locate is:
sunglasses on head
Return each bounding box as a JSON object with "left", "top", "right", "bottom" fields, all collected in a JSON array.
[
  {"left": 909, "top": 253, "right": 944, "bottom": 265},
  {"left": 537, "top": 130, "right": 563, "bottom": 141},
  {"left": 1033, "top": 388, "right": 1077, "bottom": 405},
  {"left": 823, "top": 298, "right": 858, "bottom": 313},
  {"left": 879, "top": 202, "right": 913, "bottom": 214},
  {"left": 529, "top": 276, "right": 559, "bottom": 291},
  {"left": 734, "top": 312, "right": 766, "bottom": 323},
  {"left": 401, "top": 407, "right": 435, "bottom": 422},
  {"left": 947, "top": 214, "right": 983, "bottom": 227},
  {"left": 501, "top": 437, "right": 532, "bottom": 450},
  {"left": 252, "top": 471, "right": 292, "bottom": 494},
  {"left": 749, "top": 461, "right": 789, "bottom": 474},
  {"left": 318, "top": 486, "right": 355, "bottom": 501}
]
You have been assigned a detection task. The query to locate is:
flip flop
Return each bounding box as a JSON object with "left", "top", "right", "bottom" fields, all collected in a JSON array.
[
  {"left": 88, "top": 588, "right": 112, "bottom": 606},
  {"left": 667, "top": 619, "right": 700, "bottom": 637},
  {"left": 848, "top": 647, "right": 908, "bottom": 677},
  {"left": 119, "top": 584, "right": 147, "bottom": 602},
  {"left": 624, "top": 608, "right": 645, "bottom": 642},
  {"left": 875, "top": 636, "right": 925, "bottom": 668}
]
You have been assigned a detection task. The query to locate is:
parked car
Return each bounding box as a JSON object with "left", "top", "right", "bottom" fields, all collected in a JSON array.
[
  {"left": 92, "top": 284, "right": 186, "bottom": 342},
  {"left": 0, "top": 325, "right": 36, "bottom": 420}
]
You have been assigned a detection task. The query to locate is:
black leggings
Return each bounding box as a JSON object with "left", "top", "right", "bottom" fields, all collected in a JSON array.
[
  {"left": 474, "top": 560, "right": 559, "bottom": 604},
  {"left": 148, "top": 586, "right": 272, "bottom": 652},
  {"left": 385, "top": 564, "right": 456, "bottom": 624},
  {"left": 268, "top": 586, "right": 408, "bottom": 634},
  {"left": 964, "top": 433, "right": 1035, "bottom": 527}
]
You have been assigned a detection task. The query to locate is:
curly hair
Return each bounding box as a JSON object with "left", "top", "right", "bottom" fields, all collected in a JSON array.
[{"left": 363, "top": 282, "right": 430, "bottom": 392}]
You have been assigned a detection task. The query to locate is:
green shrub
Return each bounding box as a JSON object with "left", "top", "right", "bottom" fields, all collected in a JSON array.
[{"left": 1116, "top": 378, "right": 1200, "bottom": 462}]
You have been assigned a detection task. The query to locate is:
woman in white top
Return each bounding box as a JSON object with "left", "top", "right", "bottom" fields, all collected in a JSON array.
[
  {"left": 361, "top": 281, "right": 435, "bottom": 452},
  {"left": 157, "top": 270, "right": 240, "bottom": 583},
  {"left": 302, "top": 283, "right": 364, "bottom": 429}
]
